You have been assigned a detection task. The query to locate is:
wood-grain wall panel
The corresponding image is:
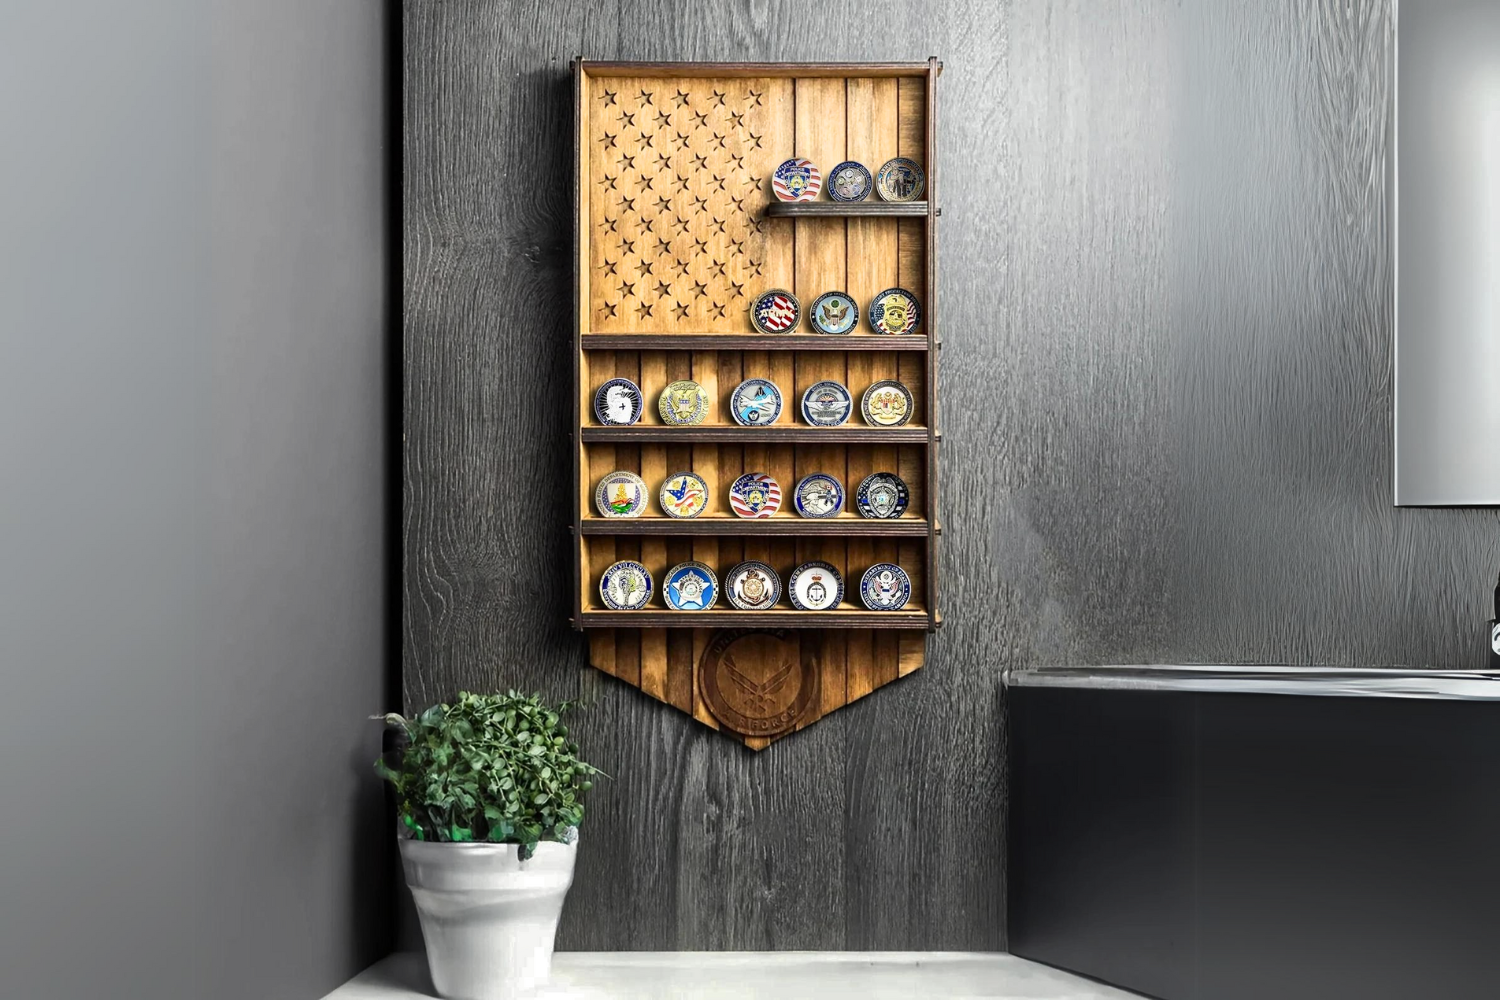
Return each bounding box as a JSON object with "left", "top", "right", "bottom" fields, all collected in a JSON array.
[{"left": 406, "top": 0, "right": 1488, "bottom": 955}]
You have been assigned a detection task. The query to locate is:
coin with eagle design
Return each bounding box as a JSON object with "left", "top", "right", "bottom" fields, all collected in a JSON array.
[
  {"left": 809, "top": 291, "right": 858, "bottom": 335},
  {"left": 800, "top": 380, "right": 852, "bottom": 426}
]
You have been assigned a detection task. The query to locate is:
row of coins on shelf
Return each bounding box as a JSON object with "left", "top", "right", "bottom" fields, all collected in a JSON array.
[
  {"left": 598, "top": 470, "right": 909, "bottom": 520},
  {"left": 748, "top": 287, "right": 920, "bottom": 336},
  {"left": 772, "top": 156, "right": 925, "bottom": 204},
  {"left": 599, "top": 558, "right": 913, "bottom": 612},
  {"left": 597, "top": 376, "right": 914, "bottom": 427}
]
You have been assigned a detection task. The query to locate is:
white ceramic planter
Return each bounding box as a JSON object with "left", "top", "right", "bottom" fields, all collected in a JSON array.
[{"left": 400, "top": 838, "right": 577, "bottom": 1000}]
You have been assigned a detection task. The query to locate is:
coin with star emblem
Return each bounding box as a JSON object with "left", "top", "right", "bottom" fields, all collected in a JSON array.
[
  {"left": 855, "top": 472, "right": 910, "bottom": 519},
  {"left": 859, "top": 562, "right": 912, "bottom": 611},
  {"left": 868, "top": 287, "right": 921, "bottom": 335},
  {"left": 771, "top": 157, "right": 821, "bottom": 201},
  {"left": 659, "top": 471, "right": 709, "bottom": 519},
  {"left": 750, "top": 289, "right": 800, "bottom": 334},
  {"left": 658, "top": 379, "right": 709, "bottom": 425},
  {"left": 663, "top": 561, "right": 719, "bottom": 611},
  {"left": 729, "top": 472, "right": 781, "bottom": 518}
]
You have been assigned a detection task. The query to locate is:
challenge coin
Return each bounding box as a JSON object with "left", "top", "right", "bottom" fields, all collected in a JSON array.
[
  {"left": 860, "top": 563, "right": 912, "bottom": 611},
  {"left": 659, "top": 380, "right": 709, "bottom": 425},
  {"left": 875, "top": 157, "right": 926, "bottom": 202},
  {"left": 772, "top": 157, "right": 822, "bottom": 202},
  {"left": 809, "top": 291, "right": 858, "bottom": 335},
  {"left": 861, "top": 380, "right": 914, "bottom": 427},
  {"left": 725, "top": 561, "right": 782, "bottom": 610},
  {"left": 750, "top": 289, "right": 800, "bottom": 334},
  {"left": 868, "top": 287, "right": 921, "bottom": 335},
  {"left": 595, "top": 470, "right": 649, "bottom": 518},
  {"left": 793, "top": 473, "right": 844, "bottom": 518},
  {"left": 729, "top": 472, "right": 781, "bottom": 518},
  {"left": 659, "top": 471, "right": 709, "bottom": 519},
  {"left": 730, "top": 377, "right": 783, "bottom": 425},
  {"left": 800, "top": 380, "right": 853, "bottom": 426},
  {"left": 826, "top": 161, "right": 872, "bottom": 203},
  {"left": 855, "top": 472, "right": 910, "bottom": 519},
  {"left": 663, "top": 561, "right": 718, "bottom": 611},
  {"left": 593, "top": 377, "right": 644, "bottom": 425},
  {"left": 788, "top": 561, "right": 844, "bottom": 611},
  {"left": 599, "top": 560, "right": 653, "bottom": 610}
]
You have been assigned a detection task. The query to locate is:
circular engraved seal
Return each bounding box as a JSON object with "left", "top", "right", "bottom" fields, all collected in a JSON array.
[
  {"left": 659, "top": 470, "right": 709, "bottom": 519},
  {"left": 595, "top": 470, "right": 649, "bottom": 518},
  {"left": 826, "top": 161, "right": 872, "bottom": 203},
  {"left": 809, "top": 292, "right": 858, "bottom": 335},
  {"left": 875, "top": 156, "right": 926, "bottom": 202},
  {"left": 788, "top": 561, "right": 844, "bottom": 611},
  {"left": 599, "top": 560, "right": 653, "bottom": 611},
  {"left": 855, "top": 472, "right": 910, "bottom": 519},
  {"left": 859, "top": 562, "right": 912, "bottom": 611},
  {"left": 698, "top": 629, "right": 818, "bottom": 738},
  {"left": 724, "top": 560, "right": 781, "bottom": 609},
  {"left": 593, "top": 377, "right": 644, "bottom": 425},
  {"left": 659, "top": 380, "right": 709, "bottom": 425},
  {"left": 750, "top": 290, "right": 801, "bottom": 335},
  {"left": 730, "top": 377, "right": 784, "bottom": 425},
  {"left": 868, "top": 287, "right": 921, "bottom": 335},
  {"left": 793, "top": 472, "right": 844, "bottom": 518},
  {"left": 663, "top": 560, "right": 718, "bottom": 611},
  {"left": 861, "top": 380, "right": 914, "bottom": 427},
  {"left": 772, "top": 158, "right": 822, "bottom": 202},
  {"left": 801, "top": 380, "right": 853, "bottom": 426}
]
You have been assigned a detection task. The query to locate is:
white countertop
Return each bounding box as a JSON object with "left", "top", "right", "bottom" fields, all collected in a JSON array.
[{"left": 324, "top": 952, "right": 1143, "bottom": 1000}]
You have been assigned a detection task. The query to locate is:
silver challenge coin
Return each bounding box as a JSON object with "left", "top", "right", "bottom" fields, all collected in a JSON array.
[
  {"left": 855, "top": 472, "right": 909, "bottom": 519},
  {"left": 725, "top": 561, "right": 782, "bottom": 610},
  {"left": 859, "top": 563, "right": 912, "bottom": 611},
  {"left": 826, "top": 161, "right": 872, "bottom": 203},
  {"left": 599, "top": 560, "right": 653, "bottom": 610},
  {"left": 793, "top": 472, "right": 844, "bottom": 518},
  {"left": 730, "top": 378, "right": 783, "bottom": 426},
  {"left": 595, "top": 470, "right": 649, "bottom": 518},
  {"left": 593, "top": 377, "right": 644, "bottom": 425},
  {"left": 788, "top": 561, "right": 844, "bottom": 611},
  {"left": 809, "top": 291, "right": 858, "bottom": 335},
  {"left": 800, "top": 380, "right": 853, "bottom": 426},
  {"left": 663, "top": 561, "right": 719, "bottom": 611},
  {"left": 875, "top": 157, "right": 926, "bottom": 202}
]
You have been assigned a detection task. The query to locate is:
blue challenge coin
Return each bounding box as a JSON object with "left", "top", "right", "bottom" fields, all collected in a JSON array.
[
  {"left": 663, "top": 560, "right": 718, "bottom": 611},
  {"left": 599, "top": 560, "right": 653, "bottom": 610},
  {"left": 730, "top": 378, "right": 783, "bottom": 425},
  {"left": 801, "top": 380, "right": 853, "bottom": 426},
  {"left": 826, "top": 161, "right": 872, "bottom": 203},
  {"left": 793, "top": 472, "right": 845, "bottom": 518},
  {"left": 859, "top": 562, "right": 912, "bottom": 611}
]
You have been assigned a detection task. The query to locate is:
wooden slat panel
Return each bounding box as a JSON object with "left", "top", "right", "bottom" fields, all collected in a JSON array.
[{"left": 639, "top": 627, "right": 668, "bottom": 702}]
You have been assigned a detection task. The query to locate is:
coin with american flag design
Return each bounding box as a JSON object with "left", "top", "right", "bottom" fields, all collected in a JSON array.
[
  {"left": 728, "top": 472, "right": 781, "bottom": 518},
  {"left": 750, "top": 289, "right": 800, "bottom": 334},
  {"left": 771, "top": 157, "right": 821, "bottom": 201}
]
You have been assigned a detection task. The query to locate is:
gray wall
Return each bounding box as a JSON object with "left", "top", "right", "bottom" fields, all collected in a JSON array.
[
  {"left": 403, "top": 0, "right": 1500, "bottom": 952},
  {"left": 0, "top": 3, "right": 393, "bottom": 998}
]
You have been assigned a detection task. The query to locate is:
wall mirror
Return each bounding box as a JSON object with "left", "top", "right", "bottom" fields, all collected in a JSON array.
[{"left": 1395, "top": 0, "right": 1500, "bottom": 505}]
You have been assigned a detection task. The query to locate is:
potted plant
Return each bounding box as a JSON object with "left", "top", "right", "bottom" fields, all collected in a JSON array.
[{"left": 376, "top": 690, "right": 602, "bottom": 1000}]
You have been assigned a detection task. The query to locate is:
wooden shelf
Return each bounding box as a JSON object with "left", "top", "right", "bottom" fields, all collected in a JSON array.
[
  {"left": 581, "top": 515, "right": 929, "bottom": 536},
  {"left": 578, "top": 604, "right": 932, "bottom": 629},
  {"left": 764, "top": 201, "right": 929, "bottom": 218},
  {"left": 583, "top": 333, "right": 928, "bottom": 351},
  {"left": 583, "top": 425, "right": 930, "bottom": 444}
]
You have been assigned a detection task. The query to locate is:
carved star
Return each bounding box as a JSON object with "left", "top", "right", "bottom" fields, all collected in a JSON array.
[
  {"left": 620, "top": 110, "right": 635, "bottom": 128},
  {"left": 655, "top": 195, "right": 672, "bottom": 213},
  {"left": 602, "top": 89, "right": 617, "bottom": 105},
  {"left": 604, "top": 216, "right": 618, "bottom": 233},
  {"left": 731, "top": 195, "right": 746, "bottom": 211},
  {"left": 674, "top": 132, "right": 691, "bottom": 150},
  {"left": 672, "top": 88, "right": 690, "bottom": 108},
  {"left": 600, "top": 132, "right": 617, "bottom": 148},
  {"left": 604, "top": 257, "right": 618, "bottom": 275},
  {"left": 620, "top": 280, "right": 636, "bottom": 298},
  {"left": 675, "top": 257, "right": 691, "bottom": 275},
  {"left": 603, "top": 300, "right": 618, "bottom": 318},
  {"left": 748, "top": 132, "right": 763, "bottom": 149},
  {"left": 639, "top": 131, "right": 655, "bottom": 151},
  {"left": 636, "top": 300, "right": 655, "bottom": 319},
  {"left": 693, "top": 195, "right": 709, "bottom": 212},
  {"left": 730, "top": 153, "right": 745, "bottom": 169},
  {"left": 691, "top": 109, "right": 708, "bottom": 129},
  {"left": 675, "top": 214, "right": 692, "bottom": 232},
  {"left": 620, "top": 195, "right": 636, "bottom": 213},
  {"left": 676, "top": 172, "right": 692, "bottom": 187},
  {"left": 747, "top": 88, "right": 763, "bottom": 107},
  {"left": 640, "top": 257, "right": 658, "bottom": 276},
  {"left": 604, "top": 173, "right": 618, "bottom": 190},
  {"left": 749, "top": 175, "right": 764, "bottom": 190},
  {"left": 673, "top": 300, "right": 690, "bottom": 320},
  {"left": 620, "top": 153, "right": 636, "bottom": 170},
  {"left": 709, "top": 260, "right": 727, "bottom": 277},
  {"left": 694, "top": 237, "right": 708, "bottom": 254},
  {"left": 654, "top": 108, "right": 672, "bottom": 127},
  {"left": 711, "top": 301, "right": 728, "bottom": 319},
  {"left": 711, "top": 88, "right": 726, "bottom": 106},
  {"left": 728, "top": 110, "right": 745, "bottom": 129},
  {"left": 715, "top": 174, "right": 729, "bottom": 191},
  {"left": 655, "top": 279, "right": 671, "bottom": 297},
  {"left": 729, "top": 236, "right": 744, "bottom": 254},
  {"left": 692, "top": 280, "right": 708, "bottom": 297},
  {"left": 655, "top": 150, "right": 672, "bottom": 170},
  {"left": 639, "top": 89, "right": 654, "bottom": 105},
  {"left": 713, "top": 132, "right": 728, "bottom": 149},
  {"left": 729, "top": 280, "right": 745, "bottom": 298},
  {"left": 621, "top": 237, "right": 636, "bottom": 255},
  {"left": 749, "top": 259, "right": 765, "bottom": 276}
]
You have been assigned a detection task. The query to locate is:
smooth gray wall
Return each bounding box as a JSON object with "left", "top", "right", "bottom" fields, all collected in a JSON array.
[
  {"left": 403, "top": 0, "right": 1500, "bottom": 952},
  {"left": 0, "top": 3, "right": 392, "bottom": 998}
]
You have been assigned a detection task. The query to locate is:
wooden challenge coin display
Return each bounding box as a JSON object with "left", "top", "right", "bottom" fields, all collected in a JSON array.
[{"left": 573, "top": 60, "right": 942, "bottom": 748}]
